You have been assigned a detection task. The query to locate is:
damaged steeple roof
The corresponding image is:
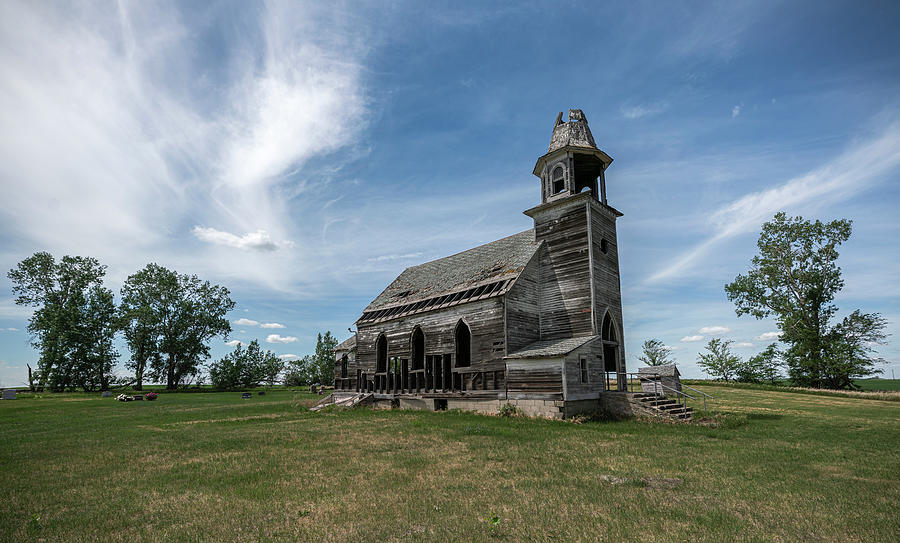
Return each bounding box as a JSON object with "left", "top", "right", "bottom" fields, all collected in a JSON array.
[{"left": 548, "top": 109, "right": 597, "bottom": 152}]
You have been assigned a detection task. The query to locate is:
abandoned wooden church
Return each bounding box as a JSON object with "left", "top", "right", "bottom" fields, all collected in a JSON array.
[{"left": 332, "top": 110, "right": 633, "bottom": 419}]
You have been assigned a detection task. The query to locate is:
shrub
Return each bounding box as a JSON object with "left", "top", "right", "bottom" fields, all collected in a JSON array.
[{"left": 498, "top": 403, "right": 519, "bottom": 417}]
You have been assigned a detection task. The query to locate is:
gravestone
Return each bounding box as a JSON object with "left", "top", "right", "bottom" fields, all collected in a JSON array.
[
  {"left": 133, "top": 395, "right": 143, "bottom": 401},
  {"left": 258, "top": 390, "right": 266, "bottom": 396},
  {"left": 101, "top": 391, "right": 112, "bottom": 398},
  {"left": 241, "top": 392, "right": 252, "bottom": 399},
  {"left": 1, "top": 389, "right": 16, "bottom": 400},
  {"left": 309, "top": 385, "right": 318, "bottom": 394}
]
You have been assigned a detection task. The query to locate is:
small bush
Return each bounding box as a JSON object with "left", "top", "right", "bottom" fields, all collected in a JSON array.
[{"left": 498, "top": 403, "right": 519, "bottom": 417}]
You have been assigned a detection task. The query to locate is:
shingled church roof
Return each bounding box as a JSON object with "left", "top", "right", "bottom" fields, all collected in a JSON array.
[{"left": 358, "top": 229, "right": 540, "bottom": 323}]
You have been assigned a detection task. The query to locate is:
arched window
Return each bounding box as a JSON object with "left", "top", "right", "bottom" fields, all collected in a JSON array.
[
  {"left": 411, "top": 327, "right": 425, "bottom": 371},
  {"left": 551, "top": 165, "right": 565, "bottom": 194},
  {"left": 601, "top": 312, "right": 618, "bottom": 372},
  {"left": 375, "top": 333, "right": 387, "bottom": 373},
  {"left": 455, "top": 320, "right": 471, "bottom": 368}
]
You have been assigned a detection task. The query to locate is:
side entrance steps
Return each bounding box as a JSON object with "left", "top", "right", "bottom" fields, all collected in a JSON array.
[
  {"left": 632, "top": 392, "right": 693, "bottom": 421},
  {"left": 311, "top": 392, "right": 374, "bottom": 412}
]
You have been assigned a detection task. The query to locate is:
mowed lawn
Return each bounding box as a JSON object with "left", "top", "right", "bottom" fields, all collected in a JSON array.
[{"left": 1, "top": 387, "right": 898, "bottom": 542}]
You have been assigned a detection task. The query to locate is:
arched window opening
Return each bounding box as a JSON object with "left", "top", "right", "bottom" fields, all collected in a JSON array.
[
  {"left": 601, "top": 312, "right": 618, "bottom": 373},
  {"left": 455, "top": 320, "right": 471, "bottom": 368},
  {"left": 411, "top": 327, "right": 425, "bottom": 371},
  {"left": 600, "top": 238, "right": 608, "bottom": 254},
  {"left": 375, "top": 334, "right": 387, "bottom": 373},
  {"left": 551, "top": 166, "right": 565, "bottom": 194}
]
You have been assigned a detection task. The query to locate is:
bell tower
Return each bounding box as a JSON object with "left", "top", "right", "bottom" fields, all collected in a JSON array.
[{"left": 524, "top": 109, "right": 625, "bottom": 375}]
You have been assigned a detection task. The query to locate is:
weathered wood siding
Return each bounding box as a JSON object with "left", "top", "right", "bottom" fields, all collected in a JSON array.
[
  {"left": 355, "top": 297, "right": 506, "bottom": 374},
  {"left": 504, "top": 248, "right": 542, "bottom": 353},
  {"left": 506, "top": 358, "right": 563, "bottom": 400},
  {"left": 562, "top": 341, "right": 606, "bottom": 400},
  {"left": 532, "top": 198, "right": 594, "bottom": 340},
  {"left": 589, "top": 201, "right": 626, "bottom": 370}
]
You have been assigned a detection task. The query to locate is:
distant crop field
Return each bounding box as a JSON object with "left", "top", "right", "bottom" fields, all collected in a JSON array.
[
  {"left": 1, "top": 387, "right": 898, "bottom": 542},
  {"left": 854, "top": 378, "right": 900, "bottom": 391}
]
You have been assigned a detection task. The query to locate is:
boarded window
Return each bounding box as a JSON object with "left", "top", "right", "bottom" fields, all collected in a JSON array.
[{"left": 580, "top": 356, "right": 588, "bottom": 383}]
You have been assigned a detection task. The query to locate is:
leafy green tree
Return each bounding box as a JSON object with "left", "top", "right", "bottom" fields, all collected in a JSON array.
[
  {"left": 282, "top": 332, "right": 338, "bottom": 386},
  {"left": 697, "top": 338, "right": 742, "bottom": 381},
  {"left": 121, "top": 264, "right": 234, "bottom": 389},
  {"left": 736, "top": 343, "right": 782, "bottom": 384},
  {"left": 725, "top": 213, "right": 887, "bottom": 389},
  {"left": 8, "top": 252, "right": 116, "bottom": 391},
  {"left": 208, "top": 340, "right": 283, "bottom": 390},
  {"left": 78, "top": 286, "right": 118, "bottom": 391},
  {"left": 638, "top": 338, "right": 673, "bottom": 367}
]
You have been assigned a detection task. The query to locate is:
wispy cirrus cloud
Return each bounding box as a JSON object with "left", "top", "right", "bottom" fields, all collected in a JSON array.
[
  {"left": 621, "top": 102, "right": 668, "bottom": 120},
  {"left": 699, "top": 326, "right": 731, "bottom": 335},
  {"left": 648, "top": 121, "right": 900, "bottom": 283},
  {"left": 0, "top": 0, "right": 368, "bottom": 289}
]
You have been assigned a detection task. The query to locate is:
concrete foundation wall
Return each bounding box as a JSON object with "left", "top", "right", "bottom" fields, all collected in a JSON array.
[{"left": 348, "top": 392, "right": 651, "bottom": 420}]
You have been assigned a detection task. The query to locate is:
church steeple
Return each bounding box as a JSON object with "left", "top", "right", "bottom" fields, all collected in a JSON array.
[{"left": 532, "top": 109, "right": 613, "bottom": 205}]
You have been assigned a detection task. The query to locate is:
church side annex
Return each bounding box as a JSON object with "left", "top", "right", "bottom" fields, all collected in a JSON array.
[{"left": 332, "top": 110, "right": 632, "bottom": 419}]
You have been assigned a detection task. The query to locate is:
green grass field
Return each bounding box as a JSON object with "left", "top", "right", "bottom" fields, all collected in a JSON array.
[{"left": 1, "top": 387, "right": 898, "bottom": 542}]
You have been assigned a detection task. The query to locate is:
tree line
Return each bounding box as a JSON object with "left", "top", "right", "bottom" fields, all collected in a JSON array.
[
  {"left": 639, "top": 213, "right": 888, "bottom": 389},
  {"left": 8, "top": 253, "right": 341, "bottom": 392},
  {"left": 9, "top": 254, "right": 235, "bottom": 391}
]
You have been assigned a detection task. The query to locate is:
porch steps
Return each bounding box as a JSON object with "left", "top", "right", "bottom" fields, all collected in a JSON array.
[
  {"left": 310, "top": 392, "right": 374, "bottom": 412},
  {"left": 632, "top": 392, "right": 693, "bottom": 421}
]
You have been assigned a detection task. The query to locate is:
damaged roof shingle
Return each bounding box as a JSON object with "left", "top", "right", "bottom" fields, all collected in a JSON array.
[{"left": 363, "top": 229, "right": 540, "bottom": 313}]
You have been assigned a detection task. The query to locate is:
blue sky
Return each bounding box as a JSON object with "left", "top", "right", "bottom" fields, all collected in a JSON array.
[{"left": 1, "top": 0, "right": 899, "bottom": 386}]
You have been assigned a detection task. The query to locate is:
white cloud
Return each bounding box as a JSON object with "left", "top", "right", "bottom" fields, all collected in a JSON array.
[
  {"left": 366, "top": 253, "right": 424, "bottom": 262},
  {"left": 0, "top": 1, "right": 369, "bottom": 290},
  {"left": 233, "top": 318, "right": 259, "bottom": 326},
  {"left": 260, "top": 322, "right": 286, "bottom": 329},
  {"left": 192, "top": 227, "right": 292, "bottom": 252},
  {"left": 699, "top": 326, "right": 731, "bottom": 335},
  {"left": 732, "top": 104, "right": 742, "bottom": 118},
  {"left": 648, "top": 122, "right": 900, "bottom": 283},
  {"left": 662, "top": 344, "right": 681, "bottom": 351},
  {"left": 225, "top": 340, "right": 244, "bottom": 347},
  {"left": 278, "top": 354, "right": 301, "bottom": 360},
  {"left": 680, "top": 335, "right": 705, "bottom": 342},
  {"left": 621, "top": 102, "right": 668, "bottom": 120},
  {"left": 4, "top": 327, "right": 18, "bottom": 332},
  {"left": 757, "top": 331, "right": 782, "bottom": 341},
  {"left": 733, "top": 342, "right": 754, "bottom": 348},
  {"left": 267, "top": 334, "right": 298, "bottom": 344}
]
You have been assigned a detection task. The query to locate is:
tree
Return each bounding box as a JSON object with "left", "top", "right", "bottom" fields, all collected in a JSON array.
[
  {"left": 208, "top": 340, "right": 283, "bottom": 390},
  {"left": 725, "top": 213, "right": 887, "bottom": 389},
  {"left": 8, "top": 252, "right": 116, "bottom": 391},
  {"left": 638, "top": 338, "right": 673, "bottom": 367},
  {"left": 736, "top": 343, "right": 782, "bottom": 384},
  {"left": 309, "top": 331, "right": 338, "bottom": 385},
  {"left": 120, "top": 264, "right": 234, "bottom": 389},
  {"left": 697, "top": 338, "right": 742, "bottom": 381},
  {"left": 282, "top": 332, "right": 338, "bottom": 387}
]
